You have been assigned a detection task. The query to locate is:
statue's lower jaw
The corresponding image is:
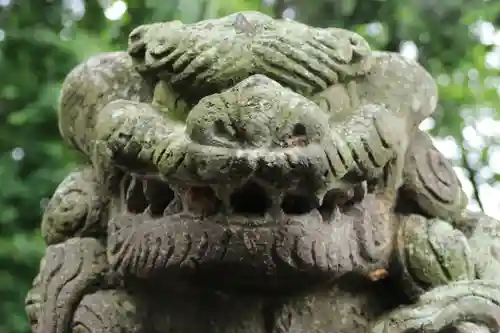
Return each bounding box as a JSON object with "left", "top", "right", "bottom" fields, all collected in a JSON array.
[{"left": 106, "top": 210, "right": 362, "bottom": 290}]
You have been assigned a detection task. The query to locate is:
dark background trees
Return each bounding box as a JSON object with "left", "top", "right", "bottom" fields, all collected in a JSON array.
[{"left": 0, "top": 0, "right": 499, "bottom": 332}]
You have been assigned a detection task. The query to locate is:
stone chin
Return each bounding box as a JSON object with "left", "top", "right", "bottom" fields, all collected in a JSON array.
[{"left": 106, "top": 173, "right": 393, "bottom": 292}]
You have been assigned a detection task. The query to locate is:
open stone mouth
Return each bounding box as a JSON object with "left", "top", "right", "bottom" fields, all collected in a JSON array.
[
  {"left": 109, "top": 172, "right": 374, "bottom": 291},
  {"left": 120, "top": 173, "right": 367, "bottom": 226}
]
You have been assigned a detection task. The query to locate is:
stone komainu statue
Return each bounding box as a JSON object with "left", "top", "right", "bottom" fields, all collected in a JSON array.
[{"left": 25, "top": 12, "right": 500, "bottom": 333}]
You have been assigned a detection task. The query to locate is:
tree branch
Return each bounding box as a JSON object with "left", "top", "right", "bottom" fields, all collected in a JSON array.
[
  {"left": 273, "top": 0, "right": 286, "bottom": 19},
  {"left": 460, "top": 145, "right": 484, "bottom": 211}
]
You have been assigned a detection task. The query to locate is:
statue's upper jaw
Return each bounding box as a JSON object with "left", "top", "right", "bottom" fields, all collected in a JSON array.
[
  {"left": 95, "top": 73, "right": 372, "bottom": 228},
  {"left": 107, "top": 171, "right": 376, "bottom": 289},
  {"left": 114, "top": 164, "right": 367, "bottom": 227}
]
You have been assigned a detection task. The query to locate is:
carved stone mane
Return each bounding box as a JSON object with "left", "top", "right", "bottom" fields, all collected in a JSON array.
[{"left": 26, "top": 11, "right": 500, "bottom": 333}]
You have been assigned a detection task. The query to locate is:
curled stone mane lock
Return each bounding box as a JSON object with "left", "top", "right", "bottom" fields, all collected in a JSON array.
[{"left": 27, "top": 11, "right": 500, "bottom": 333}]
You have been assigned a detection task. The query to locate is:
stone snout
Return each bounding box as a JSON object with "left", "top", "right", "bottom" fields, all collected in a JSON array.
[
  {"left": 185, "top": 75, "right": 331, "bottom": 150},
  {"left": 179, "top": 75, "right": 350, "bottom": 195}
]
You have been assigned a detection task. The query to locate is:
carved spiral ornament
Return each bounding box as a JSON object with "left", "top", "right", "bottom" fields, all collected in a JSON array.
[
  {"left": 402, "top": 130, "right": 467, "bottom": 219},
  {"left": 417, "top": 148, "right": 457, "bottom": 199},
  {"left": 41, "top": 167, "right": 106, "bottom": 245}
]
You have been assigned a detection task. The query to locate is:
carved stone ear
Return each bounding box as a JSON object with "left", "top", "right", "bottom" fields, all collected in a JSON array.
[
  {"left": 58, "top": 51, "right": 153, "bottom": 159},
  {"left": 400, "top": 130, "right": 467, "bottom": 220}
]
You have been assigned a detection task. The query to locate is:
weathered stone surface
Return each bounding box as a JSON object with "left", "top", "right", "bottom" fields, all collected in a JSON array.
[
  {"left": 26, "top": 238, "right": 108, "bottom": 333},
  {"left": 41, "top": 166, "right": 107, "bottom": 245},
  {"left": 26, "top": 11, "right": 500, "bottom": 333},
  {"left": 394, "top": 214, "right": 475, "bottom": 300},
  {"left": 400, "top": 129, "right": 468, "bottom": 220}
]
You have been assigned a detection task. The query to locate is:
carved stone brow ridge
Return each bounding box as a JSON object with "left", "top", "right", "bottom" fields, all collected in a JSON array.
[{"left": 126, "top": 11, "right": 374, "bottom": 101}]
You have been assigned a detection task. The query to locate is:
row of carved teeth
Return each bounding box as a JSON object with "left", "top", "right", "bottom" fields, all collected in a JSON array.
[{"left": 120, "top": 174, "right": 367, "bottom": 222}]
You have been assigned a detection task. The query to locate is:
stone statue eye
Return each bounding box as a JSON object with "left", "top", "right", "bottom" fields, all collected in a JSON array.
[{"left": 292, "top": 123, "right": 307, "bottom": 137}]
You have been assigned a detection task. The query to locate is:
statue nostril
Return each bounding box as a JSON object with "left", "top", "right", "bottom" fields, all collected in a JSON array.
[
  {"left": 285, "top": 123, "right": 309, "bottom": 148},
  {"left": 292, "top": 123, "right": 307, "bottom": 137},
  {"left": 214, "top": 119, "right": 232, "bottom": 137}
]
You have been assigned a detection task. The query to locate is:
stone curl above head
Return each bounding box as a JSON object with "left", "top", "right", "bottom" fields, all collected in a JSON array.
[{"left": 26, "top": 11, "right": 500, "bottom": 333}]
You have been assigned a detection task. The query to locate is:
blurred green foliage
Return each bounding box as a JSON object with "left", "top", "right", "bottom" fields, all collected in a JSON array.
[{"left": 0, "top": 0, "right": 499, "bottom": 332}]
